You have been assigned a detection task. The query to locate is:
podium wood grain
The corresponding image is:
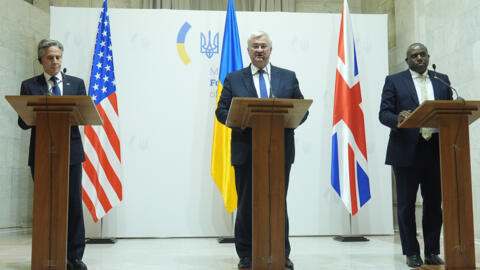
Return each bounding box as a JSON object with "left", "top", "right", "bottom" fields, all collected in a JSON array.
[
  {"left": 226, "top": 98, "right": 312, "bottom": 270},
  {"left": 399, "top": 100, "right": 480, "bottom": 269},
  {"left": 32, "top": 112, "right": 70, "bottom": 270},
  {"left": 5, "top": 95, "right": 102, "bottom": 270},
  {"left": 251, "top": 114, "right": 285, "bottom": 270}
]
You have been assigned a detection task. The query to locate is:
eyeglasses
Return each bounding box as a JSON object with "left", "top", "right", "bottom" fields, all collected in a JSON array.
[{"left": 250, "top": 45, "right": 270, "bottom": 51}]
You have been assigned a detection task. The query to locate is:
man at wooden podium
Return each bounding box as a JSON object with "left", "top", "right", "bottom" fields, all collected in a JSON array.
[
  {"left": 17, "top": 39, "right": 88, "bottom": 270},
  {"left": 379, "top": 43, "right": 453, "bottom": 268},
  {"left": 216, "top": 31, "right": 308, "bottom": 270}
]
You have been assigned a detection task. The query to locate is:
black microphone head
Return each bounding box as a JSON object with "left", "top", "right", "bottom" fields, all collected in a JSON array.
[
  {"left": 432, "top": 64, "right": 436, "bottom": 71},
  {"left": 62, "top": 67, "right": 67, "bottom": 74}
]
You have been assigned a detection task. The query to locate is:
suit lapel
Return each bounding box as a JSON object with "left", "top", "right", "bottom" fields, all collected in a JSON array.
[
  {"left": 34, "top": 75, "right": 49, "bottom": 95},
  {"left": 241, "top": 65, "right": 258, "bottom": 97},
  {"left": 62, "top": 74, "right": 73, "bottom": 96},
  {"left": 270, "top": 65, "right": 280, "bottom": 97},
  {"left": 401, "top": 70, "right": 419, "bottom": 106}
]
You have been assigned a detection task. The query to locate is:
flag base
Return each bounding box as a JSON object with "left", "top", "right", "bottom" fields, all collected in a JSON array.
[
  {"left": 416, "top": 266, "right": 479, "bottom": 270},
  {"left": 333, "top": 235, "right": 369, "bottom": 242},
  {"left": 217, "top": 237, "right": 235, "bottom": 244},
  {"left": 86, "top": 238, "right": 117, "bottom": 244}
]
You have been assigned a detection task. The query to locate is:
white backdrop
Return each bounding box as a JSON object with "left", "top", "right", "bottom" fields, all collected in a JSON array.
[{"left": 50, "top": 7, "right": 392, "bottom": 237}]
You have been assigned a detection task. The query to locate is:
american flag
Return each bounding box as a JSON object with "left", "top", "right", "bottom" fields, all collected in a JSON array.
[
  {"left": 331, "top": 0, "right": 370, "bottom": 216},
  {"left": 82, "top": 0, "right": 122, "bottom": 222}
]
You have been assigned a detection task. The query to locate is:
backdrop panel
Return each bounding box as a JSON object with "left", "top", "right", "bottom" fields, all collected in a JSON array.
[{"left": 50, "top": 7, "right": 392, "bottom": 237}]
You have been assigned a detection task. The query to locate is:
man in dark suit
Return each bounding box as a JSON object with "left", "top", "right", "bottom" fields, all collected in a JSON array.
[
  {"left": 379, "top": 43, "right": 452, "bottom": 268},
  {"left": 18, "top": 39, "right": 88, "bottom": 270},
  {"left": 216, "top": 31, "right": 308, "bottom": 270}
]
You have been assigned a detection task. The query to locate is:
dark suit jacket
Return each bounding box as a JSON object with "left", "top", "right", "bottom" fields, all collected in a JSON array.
[
  {"left": 18, "top": 73, "right": 87, "bottom": 167},
  {"left": 215, "top": 64, "right": 308, "bottom": 166},
  {"left": 379, "top": 69, "right": 453, "bottom": 167}
]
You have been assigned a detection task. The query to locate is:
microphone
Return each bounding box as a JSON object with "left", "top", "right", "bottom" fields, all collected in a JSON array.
[{"left": 431, "top": 64, "right": 464, "bottom": 101}]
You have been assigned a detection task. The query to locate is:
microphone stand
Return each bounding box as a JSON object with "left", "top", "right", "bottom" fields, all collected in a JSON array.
[{"left": 431, "top": 64, "right": 464, "bottom": 102}]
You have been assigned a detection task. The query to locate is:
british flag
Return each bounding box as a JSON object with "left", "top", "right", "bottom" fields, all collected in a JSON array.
[
  {"left": 82, "top": 0, "right": 122, "bottom": 222},
  {"left": 331, "top": 0, "right": 371, "bottom": 216}
]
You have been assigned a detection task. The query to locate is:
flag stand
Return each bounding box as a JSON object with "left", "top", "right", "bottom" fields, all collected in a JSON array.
[
  {"left": 217, "top": 237, "right": 235, "bottom": 243},
  {"left": 333, "top": 214, "right": 369, "bottom": 242},
  {"left": 86, "top": 219, "right": 117, "bottom": 244},
  {"left": 217, "top": 210, "right": 235, "bottom": 244}
]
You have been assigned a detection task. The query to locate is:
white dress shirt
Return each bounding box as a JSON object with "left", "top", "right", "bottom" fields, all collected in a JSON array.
[
  {"left": 250, "top": 63, "right": 271, "bottom": 98},
  {"left": 409, "top": 69, "right": 434, "bottom": 103},
  {"left": 410, "top": 69, "right": 438, "bottom": 134},
  {"left": 44, "top": 72, "right": 63, "bottom": 96}
]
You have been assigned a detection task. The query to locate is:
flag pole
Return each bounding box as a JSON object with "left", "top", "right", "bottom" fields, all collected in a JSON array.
[
  {"left": 331, "top": 0, "right": 371, "bottom": 242},
  {"left": 212, "top": 0, "right": 242, "bottom": 244},
  {"left": 83, "top": 0, "right": 123, "bottom": 237},
  {"left": 86, "top": 218, "right": 117, "bottom": 244},
  {"left": 85, "top": 0, "right": 119, "bottom": 246},
  {"left": 217, "top": 211, "right": 235, "bottom": 244},
  {"left": 333, "top": 213, "right": 369, "bottom": 242}
]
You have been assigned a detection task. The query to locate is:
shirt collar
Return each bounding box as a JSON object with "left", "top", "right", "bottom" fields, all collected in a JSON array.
[
  {"left": 44, "top": 72, "right": 62, "bottom": 83},
  {"left": 251, "top": 63, "right": 271, "bottom": 75},
  {"left": 409, "top": 69, "right": 427, "bottom": 79}
]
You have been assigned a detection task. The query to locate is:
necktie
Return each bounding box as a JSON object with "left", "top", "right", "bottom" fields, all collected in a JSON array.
[
  {"left": 419, "top": 75, "right": 433, "bottom": 140},
  {"left": 50, "top": 76, "right": 61, "bottom": 96},
  {"left": 258, "top": 69, "right": 268, "bottom": 98}
]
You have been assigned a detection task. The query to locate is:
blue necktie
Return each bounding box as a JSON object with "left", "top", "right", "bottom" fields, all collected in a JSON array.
[
  {"left": 258, "top": 69, "right": 268, "bottom": 98},
  {"left": 50, "top": 76, "right": 61, "bottom": 96}
]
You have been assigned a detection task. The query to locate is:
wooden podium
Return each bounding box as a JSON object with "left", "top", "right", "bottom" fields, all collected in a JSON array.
[
  {"left": 226, "top": 97, "right": 312, "bottom": 270},
  {"left": 5, "top": 95, "right": 102, "bottom": 270},
  {"left": 398, "top": 100, "right": 480, "bottom": 270}
]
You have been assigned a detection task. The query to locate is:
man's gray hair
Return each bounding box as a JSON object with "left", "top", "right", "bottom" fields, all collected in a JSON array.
[
  {"left": 247, "top": 31, "right": 272, "bottom": 48},
  {"left": 37, "top": 39, "right": 64, "bottom": 60}
]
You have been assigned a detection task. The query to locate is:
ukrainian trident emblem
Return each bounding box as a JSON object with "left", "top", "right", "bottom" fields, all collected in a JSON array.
[{"left": 200, "top": 30, "right": 219, "bottom": 59}]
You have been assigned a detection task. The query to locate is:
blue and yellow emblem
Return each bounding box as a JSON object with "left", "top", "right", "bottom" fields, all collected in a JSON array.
[{"left": 176, "top": 22, "right": 191, "bottom": 65}]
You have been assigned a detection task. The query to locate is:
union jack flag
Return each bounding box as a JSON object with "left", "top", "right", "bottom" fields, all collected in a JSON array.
[
  {"left": 82, "top": 0, "right": 122, "bottom": 222},
  {"left": 331, "top": 0, "right": 371, "bottom": 216}
]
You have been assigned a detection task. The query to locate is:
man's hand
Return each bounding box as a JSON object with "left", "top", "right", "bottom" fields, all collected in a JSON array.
[{"left": 397, "top": 110, "right": 412, "bottom": 125}]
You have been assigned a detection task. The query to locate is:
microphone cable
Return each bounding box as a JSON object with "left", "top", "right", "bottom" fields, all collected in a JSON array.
[
  {"left": 45, "top": 69, "right": 66, "bottom": 269},
  {"left": 451, "top": 103, "right": 473, "bottom": 268},
  {"left": 266, "top": 80, "right": 278, "bottom": 265},
  {"left": 45, "top": 76, "right": 55, "bottom": 270},
  {"left": 32, "top": 58, "right": 55, "bottom": 267}
]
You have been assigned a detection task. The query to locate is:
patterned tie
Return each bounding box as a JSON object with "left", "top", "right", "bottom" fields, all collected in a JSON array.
[
  {"left": 258, "top": 69, "right": 268, "bottom": 98},
  {"left": 419, "top": 75, "right": 433, "bottom": 140},
  {"left": 50, "top": 76, "right": 61, "bottom": 96}
]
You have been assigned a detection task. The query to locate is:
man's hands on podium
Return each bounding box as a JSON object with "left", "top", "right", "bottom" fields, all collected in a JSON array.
[{"left": 397, "top": 110, "right": 412, "bottom": 125}]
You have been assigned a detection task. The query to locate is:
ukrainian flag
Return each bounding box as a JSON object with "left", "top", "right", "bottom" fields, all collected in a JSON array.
[{"left": 211, "top": 0, "right": 243, "bottom": 213}]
